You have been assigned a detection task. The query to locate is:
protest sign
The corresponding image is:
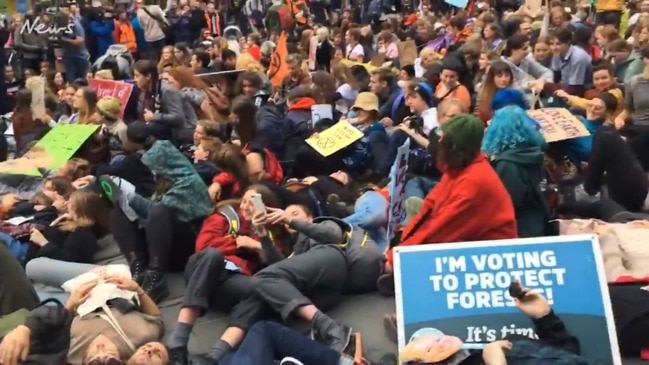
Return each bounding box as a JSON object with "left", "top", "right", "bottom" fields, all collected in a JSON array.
[
  {"left": 89, "top": 79, "right": 134, "bottom": 118},
  {"left": 308, "top": 36, "right": 317, "bottom": 71},
  {"left": 386, "top": 139, "right": 410, "bottom": 242},
  {"left": 394, "top": 235, "right": 621, "bottom": 365},
  {"left": 306, "top": 121, "right": 364, "bottom": 157},
  {"left": 527, "top": 108, "right": 590, "bottom": 143},
  {"left": 0, "top": 124, "right": 100, "bottom": 176},
  {"left": 25, "top": 76, "right": 45, "bottom": 120},
  {"left": 311, "top": 104, "right": 333, "bottom": 125},
  {"left": 397, "top": 40, "right": 417, "bottom": 67}
]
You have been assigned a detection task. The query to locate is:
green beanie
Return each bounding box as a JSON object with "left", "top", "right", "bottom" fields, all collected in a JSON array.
[{"left": 440, "top": 114, "right": 484, "bottom": 152}]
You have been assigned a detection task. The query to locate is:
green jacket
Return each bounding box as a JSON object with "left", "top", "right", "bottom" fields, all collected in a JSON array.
[
  {"left": 492, "top": 147, "right": 549, "bottom": 238},
  {"left": 615, "top": 50, "right": 644, "bottom": 84}
]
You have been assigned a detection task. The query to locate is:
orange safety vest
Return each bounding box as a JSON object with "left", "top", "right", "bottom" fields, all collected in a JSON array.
[
  {"left": 205, "top": 12, "right": 221, "bottom": 36},
  {"left": 118, "top": 22, "right": 137, "bottom": 53},
  {"left": 286, "top": 0, "right": 307, "bottom": 25}
]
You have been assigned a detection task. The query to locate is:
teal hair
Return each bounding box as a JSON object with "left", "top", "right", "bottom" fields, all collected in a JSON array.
[{"left": 481, "top": 105, "right": 546, "bottom": 156}]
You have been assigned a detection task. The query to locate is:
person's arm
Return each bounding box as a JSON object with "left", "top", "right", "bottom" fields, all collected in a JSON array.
[
  {"left": 526, "top": 58, "right": 554, "bottom": 82},
  {"left": 532, "top": 310, "right": 581, "bottom": 355},
  {"left": 152, "top": 87, "right": 184, "bottom": 128},
  {"left": 246, "top": 152, "right": 265, "bottom": 181},
  {"left": 36, "top": 227, "right": 98, "bottom": 263},
  {"left": 287, "top": 220, "right": 344, "bottom": 244},
  {"left": 565, "top": 94, "right": 589, "bottom": 110},
  {"left": 135, "top": 286, "right": 160, "bottom": 316},
  {"left": 258, "top": 233, "right": 284, "bottom": 265}
]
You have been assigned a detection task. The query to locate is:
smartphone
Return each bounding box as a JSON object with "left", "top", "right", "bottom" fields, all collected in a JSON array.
[{"left": 251, "top": 193, "right": 266, "bottom": 215}]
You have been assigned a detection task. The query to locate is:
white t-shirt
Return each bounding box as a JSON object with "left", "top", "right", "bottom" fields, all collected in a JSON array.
[
  {"left": 421, "top": 107, "right": 439, "bottom": 135},
  {"left": 346, "top": 44, "right": 364, "bottom": 60}
]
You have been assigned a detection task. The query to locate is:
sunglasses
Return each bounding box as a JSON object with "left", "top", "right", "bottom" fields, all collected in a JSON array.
[{"left": 87, "top": 358, "right": 124, "bottom": 365}]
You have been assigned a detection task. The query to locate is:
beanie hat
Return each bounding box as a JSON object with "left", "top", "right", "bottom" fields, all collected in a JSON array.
[
  {"left": 441, "top": 114, "right": 484, "bottom": 152},
  {"left": 96, "top": 97, "right": 121, "bottom": 121}
]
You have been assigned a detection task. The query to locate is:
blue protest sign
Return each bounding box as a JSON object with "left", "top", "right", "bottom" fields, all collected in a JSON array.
[
  {"left": 386, "top": 139, "right": 410, "bottom": 241},
  {"left": 444, "top": 0, "right": 469, "bottom": 8},
  {"left": 394, "top": 235, "right": 620, "bottom": 364}
]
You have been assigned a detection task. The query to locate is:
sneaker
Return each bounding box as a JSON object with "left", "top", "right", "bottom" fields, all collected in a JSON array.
[
  {"left": 130, "top": 260, "right": 147, "bottom": 286},
  {"left": 326, "top": 194, "right": 355, "bottom": 217},
  {"left": 98, "top": 175, "right": 122, "bottom": 205},
  {"left": 376, "top": 273, "right": 395, "bottom": 297},
  {"left": 168, "top": 347, "right": 189, "bottom": 365},
  {"left": 279, "top": 357, "right": 305, "bottom": 365},
  {"left": 142, "top": 270, "right": 169, "bottom": 303}
]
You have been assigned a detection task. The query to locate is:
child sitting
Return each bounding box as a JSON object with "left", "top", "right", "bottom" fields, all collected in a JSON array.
[{"left": 194, "top": 138, "right": 221, "bottom": 185}]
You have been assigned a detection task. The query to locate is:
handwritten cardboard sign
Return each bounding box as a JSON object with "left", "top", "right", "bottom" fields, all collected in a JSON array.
[
  {"left": 89, "top": 79, "right": 133, "bottom": 118},
  {"left": 527, "top": 108, "right": 590, "bottom": 143}
]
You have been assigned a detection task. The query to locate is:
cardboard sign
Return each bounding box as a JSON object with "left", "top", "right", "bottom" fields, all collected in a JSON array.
[
  {"left": 311, "top": 104, "right": 333, "bottom": 124},
  {"left": 89, "top": 79, "right": 134, "bottom": 118},
  {"left": 397, "top": 40, "right": 418, "bottom": 67},
  {"left": 306, "top": 121, "right": 364, "bottom": 157},
  {"left": 527, "top": 108, "right": 590, "bottom": 143},
  {"left": 25, "top": 76, "right": 45, "bottom": 120},
  {"left": 0, "top": 124, "right": 99, "bottom": 176},
  {"left": 394, "top": 235, "right": 621, "bottom": 365},
  {"left": 387, "top": 139, "right": 410, "bottom": 242}
]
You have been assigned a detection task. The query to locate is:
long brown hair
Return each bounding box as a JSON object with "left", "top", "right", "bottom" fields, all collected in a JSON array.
[
  {"left": 58, "top": 190, "right": 111, "bottom": 232},
  {"left": 214, "top": 144, "right": 251, "bottom": 195},
  {"left": 479, "top": 61, "right": 513, "bottom": 106}
]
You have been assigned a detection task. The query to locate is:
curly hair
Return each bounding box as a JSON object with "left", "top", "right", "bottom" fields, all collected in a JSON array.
[{"left": 481, "top": 105, "right": 546, "bottom": 156}]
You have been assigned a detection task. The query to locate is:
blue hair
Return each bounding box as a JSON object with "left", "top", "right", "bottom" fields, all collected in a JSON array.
[
  {"left": 482, "top": 105, "right": 547, "bottom": 156},
  {"left": 490, "top": 88, "right": 528, "bottom": 112}
]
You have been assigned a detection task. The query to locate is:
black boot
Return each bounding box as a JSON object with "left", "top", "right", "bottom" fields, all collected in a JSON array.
[
  {"left": 128, "top": 252, "right": 147, "bottom": 285},
  {"left": 190, "top": 354, "right": 219, "bottom": 365},
  {"left": 311, "top": 311, "right": 353, "bottom": 353},
  {"left": 168, "top": 347, "right": 189, "bottom": 365},
  {"left": 142, "top": 269, "right": 169, "bottom": 303}
]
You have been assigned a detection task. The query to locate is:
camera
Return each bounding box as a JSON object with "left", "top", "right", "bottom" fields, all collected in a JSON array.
[{"left": 405, "top": 115, "right": 424, "bottom": 132}]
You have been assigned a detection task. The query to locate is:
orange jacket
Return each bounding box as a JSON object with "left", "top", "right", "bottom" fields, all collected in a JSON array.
[
  {"left": 386, "top": 154, "right": 518, "bottom": 265},
  {"left": 205, "top": 12, "right": 221, "bottom": 36},
  {"left": 116, "top": 21, "right": 137, "bottom": 53}
]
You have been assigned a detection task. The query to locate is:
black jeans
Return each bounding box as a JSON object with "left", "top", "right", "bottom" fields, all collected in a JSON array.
[
  {"left": 229, "top": 245, "right": 348, "bottom": 329},
  {"left": 379, "top": 130, "right": 410, "bottom": 175},
  {"left": 110, "top": 204, "right": 197, "bottom": 271},
  {"left": 146, "top": 39, "right": 166, "bottom": 61},
  {"left": 182, "top": 249, "right": 252, "bottom": 314}
]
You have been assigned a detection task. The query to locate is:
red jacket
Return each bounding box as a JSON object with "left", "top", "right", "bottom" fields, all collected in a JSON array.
[
  {"left": 195, "top": 209, "right": 258, "bottom": 275},
  {"left": 386, "top": 154, "right": 518, "bottom": 265},
  {"left": 212, "top": 145, "right": 284, "bottom": 198}
]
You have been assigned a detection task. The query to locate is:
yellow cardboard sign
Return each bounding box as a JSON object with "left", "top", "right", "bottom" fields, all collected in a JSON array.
[
  {"left": 306, "top": 121, "right": 364, "bottom": 157},
  {"left": 0, "top": 124, "right": 99, "bottom": 176}
]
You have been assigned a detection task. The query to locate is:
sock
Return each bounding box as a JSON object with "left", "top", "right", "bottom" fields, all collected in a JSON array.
[
  {"left": 166, "top": 322, "right": 193, "bottom": 348},
  {"left": 206, "top": 339, "right": 233, "bottom": 361}
]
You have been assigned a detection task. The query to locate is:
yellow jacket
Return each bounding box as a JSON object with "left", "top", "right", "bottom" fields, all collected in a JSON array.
[
  {"left": 566, "top": 87, "right": 624, "bottom": 117},
  {"left": 596, "top": 0, "right": 623, "bottom": 12}
]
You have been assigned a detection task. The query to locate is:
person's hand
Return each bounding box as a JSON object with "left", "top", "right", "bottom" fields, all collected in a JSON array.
[
  {"left": 65, "top": 279, "right": 98, "bottom": 312},
  {"left": 236, "top": 236, "right": 262, "bottom": 251},
  {"left": 554, "top": 89, "right": 569, "bottom": 99},
  {"left": 302, "top": 176, "right": 318, "bottom": 185},
  {"left": 103, "top": 274, "right": 141, "bottom": 293},
  {"left": 143, "top": 109, "right": 154, "bottom": 123},
  {"left": 512, "top": 281, "right": 551, "bottom": 319},
  {"left": 1, "top": 194, "right": 20, "bottom": 209},
  {"left": 528, "top": 79, "right": 545, "bottom": 93},
  {"left": 251, "top": 210, "right": 268, "bottom": 227},
  {"left": 0, "top": 325, "right": 31, "bottom": 365},
  {"left": 396, "top": 122, "right": 416, "bottom": 136},
  {"left": 40, "top": 113, "right": 52, "bottom": 124},
  {"left": 380, "top": 117, "right": 394, "bottom": 127},
  {"left": 51, "top": 198, "right": 67, "bottom": 213},
  {"left": 614, "top": 116, "right": 626, "bottom": 130},
  {"left": 266, "top": 207, "right": 288, "bottom": 225},
  {"left": 29, "top": 229, "right": 48, "bottom": 247},
  {"left": 383, "top": 260, "right": 393, "bottom": 274},
  {"left": 208, "top": 182, "right": 222, "bottom": 201},
  {"left": 482, "top": 340, "right": 512, "bottom": 365}
]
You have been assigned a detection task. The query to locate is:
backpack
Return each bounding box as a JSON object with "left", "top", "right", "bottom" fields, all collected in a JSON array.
[
  {"left": 277, "top": 5, "right": 294, "bottom": 29},
  {"left": 218, "top": 205, "right": 241, "bottom": 236}
]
